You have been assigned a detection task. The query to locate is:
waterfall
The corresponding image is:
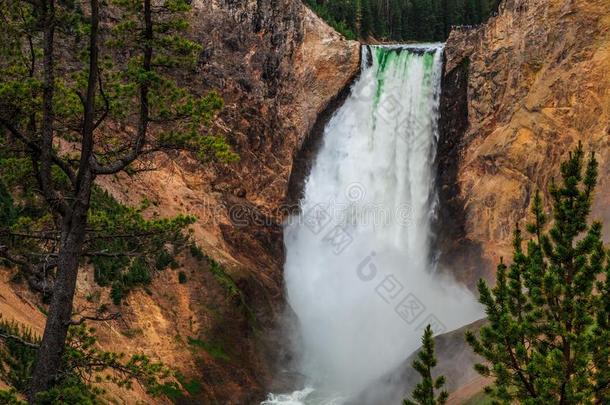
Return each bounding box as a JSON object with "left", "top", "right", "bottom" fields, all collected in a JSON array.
[{"left": 264, "top": 44, "right": 482, "bottom": 404}]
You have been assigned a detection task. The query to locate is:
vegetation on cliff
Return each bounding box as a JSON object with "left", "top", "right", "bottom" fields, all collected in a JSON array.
[
  {"left": 466, "top": 144, "right": 610, "bottom": 404},
  {"left": 403, "top": 324, "right": 449, "bottom": 405},
  {"left": 305, "top": 0, "right": 501, "bottom": 41},
  {"left": 0, "top": 0, "right": 236, "bottom": 400},
  {"left": 0, "top": 317, "right": 186, "bottom": 404}
]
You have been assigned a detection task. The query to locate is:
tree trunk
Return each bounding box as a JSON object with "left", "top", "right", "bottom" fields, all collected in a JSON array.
[
  {"left": 28, "top": 0, "right": 99, "bottom": 398},
  {"left": 27, "top": 206, "right": 89, "bottom": 402}
]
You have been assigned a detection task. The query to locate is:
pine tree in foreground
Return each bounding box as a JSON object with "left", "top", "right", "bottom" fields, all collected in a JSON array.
[
  {"left": 403, "top": 324, "right": 449, "bottom": 405},
  {"left": 0, "top": 0, "right": 237, "bottom": 399},
  {"left": 466, "top": 143, "right": 610, "bottom": 404}
]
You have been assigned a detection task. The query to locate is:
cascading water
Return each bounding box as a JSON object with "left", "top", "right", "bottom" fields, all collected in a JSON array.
[{"left": 264, "top": 44, "right": 482, "bottom": 404}]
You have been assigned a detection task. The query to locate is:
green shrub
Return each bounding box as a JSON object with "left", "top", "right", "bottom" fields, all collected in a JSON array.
[
  {"left": 186, "top": 337, "right": 229, "bottom": 361},
  {"left": 207, "top": 259, "right": 239, "bottom": 298},
  {"left": 0, "top": 181, "right": 17, "bottom": 227},
  {"left": 0, "top": 320, "right": 185, "bottom": 402},
  {"left": 0, "top": 319, "right": 39, "bottom": 392},
  {"left": 0, "top": 388, "right": 25, "bottom": 404},
  {"left": 33, "top": 377, "right": 97, "bottom": 405},
  {"left": 110, "top": 283, "right": 124, "bottom": 305},
  {"left": 188, "top": 244, "right": 205, "bottom": 261},
  {"left": 175, "top": 372, "right": 202, "bottom": 396},
  {"left": 305, "top": 1, "right": 357, "bottom": 40},
  {"left": 204, "top": 256, "right": 257, "bottom": 329},
  {"left": 87, "top": 187, "right": 195, "bottom": 304}
]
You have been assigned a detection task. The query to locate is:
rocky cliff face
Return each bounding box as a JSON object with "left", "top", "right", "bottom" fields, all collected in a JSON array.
[
  {"left": 177, "top": 0, "right": 360, "bottom": 306},
  {"left": 439, "top": 0, "right": 610, "bottom": 285},
  {"left": 0, "top": 2, "right": 359, "bottom": 403},
  {"left": 93, "top": 2, "right": 361, "bottom": 401}
]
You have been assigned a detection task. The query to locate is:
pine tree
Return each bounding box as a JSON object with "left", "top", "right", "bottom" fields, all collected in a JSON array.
[
  {"left": 304, "top": 0, "right": 500, "bottom": 42},
  {"left": 0, "top": 0, "right": 236, "bottom": 398},
  {"left": 360, "top": 0, "right": 374, "bottom": 38},
  {"left": 404, "top": 325, "right": 449, "bottom": 405},
  {"left": 466, "top": 143, "right": 610, "bottom": 404}
]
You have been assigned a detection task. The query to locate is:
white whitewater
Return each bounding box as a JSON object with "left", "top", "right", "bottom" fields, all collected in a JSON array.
[{"left": 263, "top": 44, "right": 482, "bottom": 404}]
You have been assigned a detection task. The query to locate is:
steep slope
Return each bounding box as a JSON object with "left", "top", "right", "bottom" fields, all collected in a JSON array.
[
  {"left": 439, "top": 0, "right": 610, "bottom": 285},
  {"left": 352, "top": 320, "right": 487, "bottom": 404},
  {"left": 0, "top": 1, "right": 360, "bottom": 403}
]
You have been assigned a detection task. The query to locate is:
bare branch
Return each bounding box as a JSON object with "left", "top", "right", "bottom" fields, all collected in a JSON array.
[
  {"left": 67, "top": 312, "right": 121, "bottom": 326},
  {"left": 0, "top": 246, "right": 58, "bottom": 293},
  {"left": 0, "top": 245, "right": 31, "bottom": 268},
  {"left": 92, "top": 66, "right": 109, "bottom": 131},
  {"left": 124, "top": 163, "right": 159, "bottom": 174},
  {"left": 0, "top": 231, "right": 59, "bottom": 241},
  {"left": 91, "top": 0, "right": 153, "bottom": 176},
  {"left": 32, "top": 156, "right": 70, "bottom": 216},
  {"left": 82, "top": 250, "right": 140, "bottom": 258},
  {"left": 0, "top": 117, "right": 77, "bottom": 185},
  {"left": 75, "top": 89, "right": 86, "bottom": 110},
  {"left": 0, "top": 331, "right": 39, "bottom": 349},
  {"left": 72, "top": 0, "right": 100, "bottom": 207},
  {"left": 90, "top": 140, "right": 144, "bottom": 175},
  {"left": 38, "top": 0, "right": 65, "bottom": 215},
  {"left": 84, "top": 230, "right": 162, "bottom": 241}
]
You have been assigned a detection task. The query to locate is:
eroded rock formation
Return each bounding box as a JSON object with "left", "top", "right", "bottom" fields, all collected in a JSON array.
[
  {"left": 93, "top": 2, "right": 360, "bottom": 401},
  {"left": 439, "top": 0, "right": 609, "bottom": 286}
]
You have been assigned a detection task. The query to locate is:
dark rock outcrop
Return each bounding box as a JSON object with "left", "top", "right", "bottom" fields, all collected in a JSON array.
[{"left": 437, "top": 56, "right": 493, "bottom": 287}]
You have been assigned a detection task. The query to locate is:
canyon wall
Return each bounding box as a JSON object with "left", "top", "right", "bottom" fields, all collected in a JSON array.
[
  {"left": 2, "top": 0, "right": 608, "bottom": 402},
  {"left": 439, "top": 0, "right": 610, "bottom": 286},
  {"left": 0, "top": 1, "right": 359, "bottom": 403}
]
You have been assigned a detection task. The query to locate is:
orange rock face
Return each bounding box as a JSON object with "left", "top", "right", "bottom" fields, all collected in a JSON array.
[
  {"left": 95, "top": 2, "right": 360, "bottom": 402},
  {"left": 440, "top": 0, "right": 610, "bottom": 285}
]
